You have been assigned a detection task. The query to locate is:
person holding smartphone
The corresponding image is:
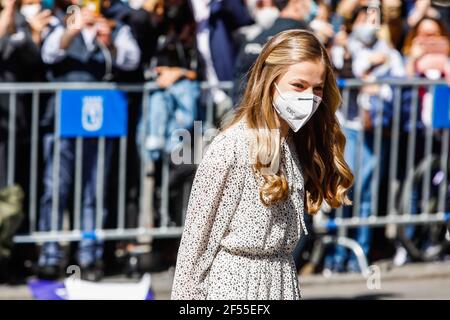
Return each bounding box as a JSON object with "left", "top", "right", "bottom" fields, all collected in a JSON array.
[
  {"left": 403, "top": 16, "right": 450, "bottom": 79},
  {"left": 37, "top": 0, "right": 140, "bottom": 281}
]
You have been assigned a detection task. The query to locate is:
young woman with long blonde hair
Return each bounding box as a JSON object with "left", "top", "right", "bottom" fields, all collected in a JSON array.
[{"left": 171, "top": 29, "right": 354, "bottom": 300}]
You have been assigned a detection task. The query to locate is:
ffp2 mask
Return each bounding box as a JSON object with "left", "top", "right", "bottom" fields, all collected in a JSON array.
[{"left": 272, "top": 83, "right": 322, "bottom": 132}]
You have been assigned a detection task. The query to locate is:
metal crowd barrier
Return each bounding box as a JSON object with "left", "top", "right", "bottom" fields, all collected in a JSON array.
[
  {"left": 1, "top": 79, "right": 449, "bottom": 276},
  {"left": 0, "top": 81, "right": 232, "bottom": 243},
  {"left": 312, "top": 78, "right": 450, "bottom": 275}
]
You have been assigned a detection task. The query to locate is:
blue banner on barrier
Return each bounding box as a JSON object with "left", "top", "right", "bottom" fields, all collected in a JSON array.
[
  {"left": 59, "top": 90, "right": 128, "bottom": 137},
  {"left": 432, "top": 85, "right": 450, "bottom": 129}
]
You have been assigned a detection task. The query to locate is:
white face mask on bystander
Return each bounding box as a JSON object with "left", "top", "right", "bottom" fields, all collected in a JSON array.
[
  {"left": 20, "top": 4, "right": 41, "bottom": 20},
  {"left": 272, "top": 83, "right": 322, "bottom": 132},
  {"left": 128, "top": 0, "right": 146, "bottom": 10},
  {"left": 254, "top": 7, "right": 279, "bottom": 29}
]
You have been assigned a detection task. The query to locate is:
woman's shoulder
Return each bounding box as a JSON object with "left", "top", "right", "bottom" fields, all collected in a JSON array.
[
  {"left": 202, "top": 118, "right": 250, "bottom": 166},
  {"left": 217, "top": 117, "right": 248, "bottom": 140}
]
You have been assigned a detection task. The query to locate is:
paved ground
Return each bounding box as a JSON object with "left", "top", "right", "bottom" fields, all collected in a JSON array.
[
  {"left": 300, "top": 260, "right": 450, "bottom": 299},
  {"left": 1, "top": 260, "right": 449, "bottom": 300}
]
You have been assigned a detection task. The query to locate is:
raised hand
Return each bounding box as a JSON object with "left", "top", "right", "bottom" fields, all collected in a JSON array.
[
  {"left": 95, "top": 16, "right": 112, "bottom": 48},
  {"left": 27, "top": 9, "right": 52, "bottom": 44},
  {"left": 0, "top": 0, "right": 16, "bottom": 37}
]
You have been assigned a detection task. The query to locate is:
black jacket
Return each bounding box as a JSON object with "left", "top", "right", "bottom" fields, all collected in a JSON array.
[{"left": 0, "top": 12, "right": 42, "bottom": 137}]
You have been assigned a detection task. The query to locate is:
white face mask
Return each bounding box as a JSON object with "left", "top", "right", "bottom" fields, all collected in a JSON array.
[
  {"left": 353, "top": 23, "right": 378, "bottom": 46},
  {"left": 20, "top": 4, "right": 41, "bottom": 20},
  {"left": 254, "top": 7, "right": 279, "bottom": 29},
  {"left": 272, "top": 83, "right": 322, "bottom": 132},
  {"left": 128, "top": 0, "right": 146, "bottom": 10}
]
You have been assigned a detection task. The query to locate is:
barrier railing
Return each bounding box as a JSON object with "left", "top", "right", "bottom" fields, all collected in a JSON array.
[
  {"left": 1, "top": 81, "right": 232, "bottom": 243},
  {"left": 312, "top": 78, "right": 450, "bottom": 275},
  {"left": 1, "top": 79, "right": 449, "bottom": 276}
]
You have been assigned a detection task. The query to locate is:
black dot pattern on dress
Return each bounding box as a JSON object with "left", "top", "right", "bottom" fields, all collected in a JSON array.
[{"left": 171, "top": 118, "right": 307, "bottom": 300}]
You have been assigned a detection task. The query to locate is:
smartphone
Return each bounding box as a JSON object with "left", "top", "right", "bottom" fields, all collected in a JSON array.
[
  {"left": 82, "top": 0, "right": 101, "bottom": 15},
  {"left": 426, "top": 37, "right": 449, "bottom": 55},
  {"left": 414, "top": 36, "right": 449, "bottom": 55}
]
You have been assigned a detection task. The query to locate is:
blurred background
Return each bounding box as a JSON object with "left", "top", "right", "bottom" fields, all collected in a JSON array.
[{"left": 0, "top": 0, "right": 450, "bottom": 299}]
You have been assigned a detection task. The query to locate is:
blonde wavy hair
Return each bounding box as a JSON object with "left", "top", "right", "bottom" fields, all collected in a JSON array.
[{"left": 222, "top": 29, "right": 354, "bottom": 214}]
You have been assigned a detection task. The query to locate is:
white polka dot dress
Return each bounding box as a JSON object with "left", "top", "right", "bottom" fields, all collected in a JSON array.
[{"left": 171, "top": 118, "right": 308, "bottom": 300}]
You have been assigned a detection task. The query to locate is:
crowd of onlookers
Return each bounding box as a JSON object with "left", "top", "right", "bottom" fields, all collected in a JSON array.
[{"left": 0, "top": 0, "right": 449, "bottom": 282}]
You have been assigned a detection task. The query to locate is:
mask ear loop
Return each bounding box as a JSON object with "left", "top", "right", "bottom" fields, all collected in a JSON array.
[
  {"left": 273, "top": 83, "right": 284, "bottom": 100},
  {"left": 313, "top": 95, "right": 322, "bottom": 106}
]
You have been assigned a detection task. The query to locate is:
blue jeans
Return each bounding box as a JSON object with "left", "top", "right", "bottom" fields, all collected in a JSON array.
[
  {"left": 324, "top": 127, "right": 388, "bottom": 271},
  {"left": 38, "top": 134, "right": 113, "bottom": 267},
  {"left": 136, "top": 79, "right": 200, "bottom": 162}
]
